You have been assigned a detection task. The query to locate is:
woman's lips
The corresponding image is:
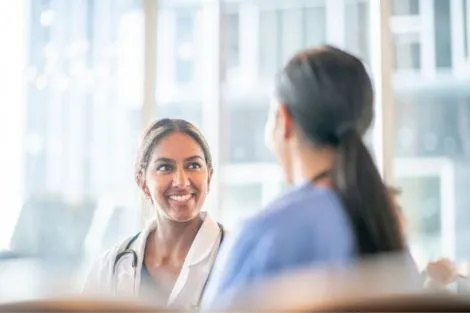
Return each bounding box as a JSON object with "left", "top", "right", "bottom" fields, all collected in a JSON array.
[{"left": 168, "top": 193, "right": 192, "bottom": 202}]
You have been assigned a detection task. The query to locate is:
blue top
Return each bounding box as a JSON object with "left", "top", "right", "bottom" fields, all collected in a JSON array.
[{"left": 201, "top": 182, "right": 357, "bottom": 309}]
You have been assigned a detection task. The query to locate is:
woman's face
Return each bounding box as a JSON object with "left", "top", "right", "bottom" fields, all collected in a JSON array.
[
  {"left": 142, "top": 132, "right": 211, "bottom": 223},
  {"left": 264, "top": 97, "right": 294, "bottom": 184}
]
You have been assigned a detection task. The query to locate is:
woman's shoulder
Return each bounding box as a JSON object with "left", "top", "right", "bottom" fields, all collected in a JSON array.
[
  {"left": 252, "top": 183, "right": 342, "bottom": 225},
  {"left": 102, "top": 233, "right": 140, "bottom": 260},
  {"left": 233, "top": 184, "right": 352, "bottom": 256},
  {"left": 81, "top": 232, "right": 145, "bottom": 294},
  {"left": 88, "top": 235, "right": 135, "bottom": 274}
]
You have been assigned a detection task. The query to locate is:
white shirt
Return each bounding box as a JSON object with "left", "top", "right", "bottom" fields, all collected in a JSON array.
[{"left": 82, "top": 213, "right": 223, "bottom": 309}]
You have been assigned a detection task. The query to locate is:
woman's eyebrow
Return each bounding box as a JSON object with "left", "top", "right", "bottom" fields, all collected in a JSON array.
[
  {"left": 152, "top": 157, "right": 174, "bottom": 164},
  {"left": 185, "top": 155, "right": 204, "bottom": 162}
]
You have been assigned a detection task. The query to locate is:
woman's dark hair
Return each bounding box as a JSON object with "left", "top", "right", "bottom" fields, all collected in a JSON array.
[
  {"left": 135, "top": 118, "right": 213, "bottom": 185},
  {"left": 275, "top": 45, "right": 404, "bottom": 255}
]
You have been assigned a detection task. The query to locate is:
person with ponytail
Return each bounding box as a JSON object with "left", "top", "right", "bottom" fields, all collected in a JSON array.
[{"left": 201, "top": 45, "right": 409, "bottom": 309}]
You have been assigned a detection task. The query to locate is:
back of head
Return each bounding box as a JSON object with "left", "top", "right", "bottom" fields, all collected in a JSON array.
[{"left": 275, "top": 45, "right": 404, "bottom": 255}]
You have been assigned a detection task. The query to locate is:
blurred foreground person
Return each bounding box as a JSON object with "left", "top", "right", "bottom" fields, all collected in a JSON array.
[
  {"left": 204, "top": 253, "right": 426, "bottom": 311},
  {"left": 83, "top": 119, "right": 224, "bottom": 309},
  {"left": 202, "top": 46, "right": 416, "bottom": 309}
]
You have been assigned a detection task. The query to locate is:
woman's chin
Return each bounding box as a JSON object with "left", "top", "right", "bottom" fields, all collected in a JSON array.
[{"left": 168, "top": 209, "right": 200, "bottom": 223}]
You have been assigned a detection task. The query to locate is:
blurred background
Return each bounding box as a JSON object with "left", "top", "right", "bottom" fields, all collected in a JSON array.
[{"left": 1, "top": 0, "right": 470, "bottom": 292}]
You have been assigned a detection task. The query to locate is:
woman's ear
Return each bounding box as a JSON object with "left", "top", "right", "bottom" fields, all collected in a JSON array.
[
  {"left": 278, "top": 103, "right": 294, "bottom": 139},
  {"left": 207, "top": 169, "right": 213, "bottom": 190},
  {"left": 135, "top": 171, "right": 150, "bottom": 198}
]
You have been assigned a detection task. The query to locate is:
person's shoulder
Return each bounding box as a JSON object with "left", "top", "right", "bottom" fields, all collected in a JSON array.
[
  {"left": 105, "top": 232, "right": 139, "bottom": 257},
  {"left": 238, "top": 183, "right": 353, "bottom": 259},
  {"left": 91, "top": 231, "right": 143, "bottom": 275},
  {"left": 87, "top": 237, "right": 127, "bottom": 274},
  {"left": 246, "top": 183, "right": 342, "bottom": 229}
]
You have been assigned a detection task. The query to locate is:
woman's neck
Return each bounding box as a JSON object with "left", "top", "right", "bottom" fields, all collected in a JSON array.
[
  {"left": 291, "top": 145, "right": 336, "bottom": 188},
  {"left": 149, "top": 213, "right": 204, "bottom": 263}
]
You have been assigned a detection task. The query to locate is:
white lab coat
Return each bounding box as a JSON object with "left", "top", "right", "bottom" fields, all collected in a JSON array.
[{"left": 82, "top": 213, "right": 223, "bottom": 309}]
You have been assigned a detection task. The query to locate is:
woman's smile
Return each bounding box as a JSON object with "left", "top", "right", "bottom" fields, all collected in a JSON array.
[{"left": 167, "top": 192, "right": 196, "bottom": 206}]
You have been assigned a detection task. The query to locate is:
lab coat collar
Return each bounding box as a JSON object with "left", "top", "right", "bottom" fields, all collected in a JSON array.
[
  {"left": 131, "top": 212, "right": 221, "bottom": 265},
  {"left": 169, "top": 213, "right": 221, "bottom": 306},
  {"left": 184, "top": 212, "right": 221, "bottom": 267},
  {"left": 129, "top": 212, "right": 221, "bottom": 307}
]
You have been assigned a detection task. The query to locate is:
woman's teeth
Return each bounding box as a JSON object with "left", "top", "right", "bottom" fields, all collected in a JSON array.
[{"left": 169, "top": 194, "right": 192, "bottom": 202}]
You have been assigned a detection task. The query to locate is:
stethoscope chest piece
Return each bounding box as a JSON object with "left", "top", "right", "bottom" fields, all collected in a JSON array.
[{"left": 113, "top": 254, "right": 139, "bottom": 296}]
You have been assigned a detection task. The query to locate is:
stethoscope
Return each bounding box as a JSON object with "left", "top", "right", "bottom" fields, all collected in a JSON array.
[
  {"left": 112, "top": 231, "right": 141, "bottom": 295},
  {"left": 113, "top": 232, "right": 141, "bottom": 275},
  {"left": 111, "top": 224, "right": 225, "bottom": 297}
]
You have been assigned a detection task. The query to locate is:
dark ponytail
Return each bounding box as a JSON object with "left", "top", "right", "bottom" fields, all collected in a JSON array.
[
  {"left": 333, "top": 130, "right": 405, "bottom": 255},
  {"left": 276, "top": 45, "right": 405, "bottom": 256}
]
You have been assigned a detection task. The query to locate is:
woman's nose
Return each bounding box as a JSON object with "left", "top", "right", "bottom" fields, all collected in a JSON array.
[{"left": 173, "top": 168, "right": 190, "bottom": 187}]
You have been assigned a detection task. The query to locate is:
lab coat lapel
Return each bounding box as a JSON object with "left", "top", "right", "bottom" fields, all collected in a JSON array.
[{"left": 167, "top": 215, "right": 221, "bottom": 307}]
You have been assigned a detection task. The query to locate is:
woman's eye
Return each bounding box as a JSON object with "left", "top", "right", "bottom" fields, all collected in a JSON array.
[
  {"left": 187, "top": 162, "right": 202, "bottom": 170},
  {"left": 156, "top": 164, "right": 173, "bottom": 172}
]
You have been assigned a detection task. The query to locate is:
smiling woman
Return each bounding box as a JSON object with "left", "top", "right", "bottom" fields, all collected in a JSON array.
[
  {"left": 82, "top": 119, "right": 224, "bottom": 309},
  {"left": 136, "top": 119, "right": 213, "bottom": 223}
]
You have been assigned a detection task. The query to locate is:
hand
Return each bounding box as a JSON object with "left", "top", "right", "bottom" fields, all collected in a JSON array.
[{"left": 425, "top": 258, "right": 457, "bottom": 288}]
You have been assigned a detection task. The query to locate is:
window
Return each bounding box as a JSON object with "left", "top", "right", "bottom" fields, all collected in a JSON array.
[
  {"left": 396, "top": 175, "right": 442, "bottom": 263},
  {"left": 464, "top": 0, "right": 469, "bottom": 58},
  {"left": 175, "top": 10, "right": 195, "bottom": 84},
  {"left": 433, "top": 0, "right": 452, "bottom": 68},
  {"left": 392, "top": 0, "right": 420, "bottom": 16},
  {"left": 226, "top": 11, "right": 240, "bottom": 68},
  {"left": 303, "top": 6, "right": 326, "bottom": 48},
  {"left": 220, "top": 183, "right": 263, "bottom": 229},
  {"left": 1, "top": 0, "right": 144, "bottom": 266},
  {"left": 392, "top": 0, "right": 470, "bottom": 263},
  {"left": 259, "top": 4, "right": 326, "bottom": 79},
  {"left": 393, "top": 33, "right": 421, "bottom": 70},
  {"left": 345, "top": 0, "right": 370, "bottom": 64},
  {"left": 155, "top": 4, "right": 203, "bottom": 124},
  {"left": 259, "top": 10, "right": 281, "bottom": 78}
]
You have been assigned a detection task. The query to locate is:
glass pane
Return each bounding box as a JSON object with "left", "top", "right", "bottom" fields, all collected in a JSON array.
[
  {"left": 345, "top": 0, "right": 370, "bottom": 64},
  {"left": 175, "top": 10, "right": 195, "bottom": 83},
  {"left": 155, "top": 3, "right": 203, "bottom": 127},
  {"left": 303, "top": 6, "right": 326, "bottom": 47},
  {"left": 434, "top": 0, "right": 452, "bottom": 68},
  {"left": 259, "top": 10, "right": 281, "bottom": 78},
  {"left": 392, "top": 0, "right": 420, "bottom": 15},
  {"left": 392, "top": 1, "right": 470, "bottom": 264},
  {"left": 1, "top": 0, "right": 144, "bottom": 285},
  {"left": 393, "top": 33, "right": 421, "bottom": 70},
  {"left": 258, "top": 3, "right": 327, "bottom": 79},
  {"left": 464, "top": 0, "right": 469, "bottom": 58},
  {"left": 280, "top": 8, "right": 304, "bottom": 65},
  {"left": 220, "top": 183, "right": 262, "bottom": 229},
  {"left": 226, "top": 11, "right": 240, "bottom": 68},
  {"left": 397, "top": 176, "right": 442, "bottom": 265},
  {"left": 226, "top": 101, "right": 274, "bottom": 163}
]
